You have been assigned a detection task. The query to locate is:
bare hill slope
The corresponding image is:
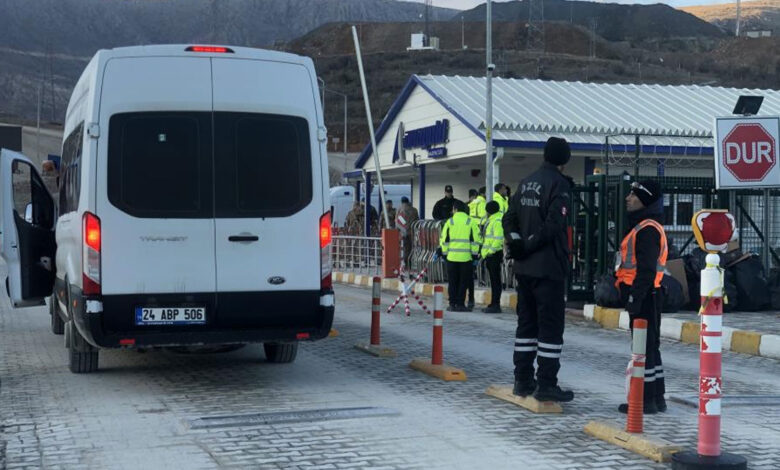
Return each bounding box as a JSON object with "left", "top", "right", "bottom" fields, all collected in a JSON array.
[{"left": 680, "top": 1, "right": 780, "bottom": 34}]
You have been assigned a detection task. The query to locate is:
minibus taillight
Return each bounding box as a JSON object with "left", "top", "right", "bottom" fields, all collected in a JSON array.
[
  {"left": 320, "top": 212, "right": 332, "bottom": 290},
  {"left": 82, "top": 212, "right": 101, "bottom": 296},
  {"left": 185, "top": 46, "right": 234, "bottom": 53}
]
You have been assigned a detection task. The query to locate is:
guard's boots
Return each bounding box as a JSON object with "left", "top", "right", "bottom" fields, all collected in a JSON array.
[
  {"left": 533, "top": 385, "right": 574, "bottom": 403},
  {"left": 655, "top": 396, "right": 667, "bottom": 412},
  {"left": 512, "top": 379, "right": 537, "bottom": 397},
  {"left": 618, "top": 401, "right": 658, "bottom": 415}
]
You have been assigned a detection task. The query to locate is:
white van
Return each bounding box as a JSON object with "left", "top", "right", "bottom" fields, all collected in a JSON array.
[
  {"left": 0, "top": 45, "right": 335, "bottom": 373},
  {"left": 330, "top": 184, "right": 410, "bottom": 228}
]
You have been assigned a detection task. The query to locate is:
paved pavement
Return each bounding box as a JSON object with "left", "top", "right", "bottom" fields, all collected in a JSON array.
[{"left": 2, "top": 284, "right": 780, "bottom": 469}]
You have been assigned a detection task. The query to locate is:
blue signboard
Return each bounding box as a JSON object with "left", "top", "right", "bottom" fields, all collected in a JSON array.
[{"left": 393, "top": 119, "right": 449, "bottom": 163}]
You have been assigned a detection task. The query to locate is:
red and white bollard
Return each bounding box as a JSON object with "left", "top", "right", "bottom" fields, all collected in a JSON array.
[
  {"left": 626, "top": 318, "right": 648, "bottom": 434},
  {"left": 370, "top": 276, "right": 381, "bottom": 346},
  {"left": 432, "top": 286, "right": 444, "bottom": 365},
  {"left": 672, "top": 253, "right": 746, "bottom": 470}
]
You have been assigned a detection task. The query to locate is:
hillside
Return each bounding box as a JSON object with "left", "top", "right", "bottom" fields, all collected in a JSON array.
[
  {"left": 290, "top": 21, "right": 620, "bottom": 59},
  {"left": 0, "top": 0, "right": 457, "bottom": 121},
  {"left": 457, "top": 0, "right": 725, "bottom": 43},
  {"left": 681, "top": 1, "right": 780, "bottom": 34}
]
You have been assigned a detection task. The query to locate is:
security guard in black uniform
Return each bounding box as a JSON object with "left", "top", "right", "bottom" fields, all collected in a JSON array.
[{"left": 503, "top": 137, "right": 574, "bottom": 402}]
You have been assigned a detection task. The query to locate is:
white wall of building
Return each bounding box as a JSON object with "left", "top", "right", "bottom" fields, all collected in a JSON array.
[{"left": 360, "top": 84, "right": 485, "bottom": 174}]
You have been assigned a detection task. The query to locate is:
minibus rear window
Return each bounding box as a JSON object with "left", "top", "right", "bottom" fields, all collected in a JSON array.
[
  {"left": 214, "top": 112, "right": 312, "bottom": 218},
  {"left": 107, "top": 112, "right": 213, "bottom": 218}
]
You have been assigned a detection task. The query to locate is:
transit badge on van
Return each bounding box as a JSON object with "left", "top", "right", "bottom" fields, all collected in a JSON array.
[{"left": 268, "top": 276, "right": 286, "bottom": 285}]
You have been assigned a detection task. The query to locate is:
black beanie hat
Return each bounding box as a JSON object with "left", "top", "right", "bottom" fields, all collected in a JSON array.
[
  {"left": 485, "top": 201, "right": 500, "bottom": 215},
  {"left": 544, "top": 137, "right": 571, "bottom": 166},
  {"left": 631, "top": 180, "right": 662, "bottom": 207}
]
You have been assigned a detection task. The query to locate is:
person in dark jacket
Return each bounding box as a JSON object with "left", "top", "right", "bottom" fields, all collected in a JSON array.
[
  {"left": 432, "top": 185, "right": 463, "bottom": 221},
  {"left": 503, "top": 136, "right": 574, "bottom": 403},
  {"left": 615, "top": 180, "right": 668, "bottom": 414}
]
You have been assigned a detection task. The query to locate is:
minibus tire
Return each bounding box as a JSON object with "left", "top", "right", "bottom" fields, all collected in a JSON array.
[
  {"left": 263, "top": 342, "right": 298, "bottom": 363},
  {"left": 50, "top": 295, "right": 64, "bottom": 335},
  {"left": 67, "top": 321, "right": 99, "bottom": 373}
]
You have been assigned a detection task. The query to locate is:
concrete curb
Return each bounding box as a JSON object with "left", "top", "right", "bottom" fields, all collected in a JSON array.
[
  {"left": 584, "top": 304, "right": 780, "bottom": 361},
  {"left": 334, "top": 271, "right": 518, "bottom": 310}
]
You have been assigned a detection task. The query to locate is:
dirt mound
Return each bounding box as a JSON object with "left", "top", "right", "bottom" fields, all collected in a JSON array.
[{"left": 289, "top": 21, "right": 619, "bottom": 59}]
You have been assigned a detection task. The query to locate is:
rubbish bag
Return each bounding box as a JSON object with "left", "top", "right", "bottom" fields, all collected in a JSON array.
[
  {"left": 661, "top": 275, "right": 684, "bottom": 313},
  {"left": 723, "top": 270, "right": 739, "bottom": 313},
  {"left": 685, "top": 250, "right": 739, "bottom": 312},
  {"left": 595, "top": 274, "right": 622, "bottom": 308},
  {"left": 731, "top": 255, "right": 770, "bottom": 311},
  {"left": 768, "top": 268, "right": 780, "bottom": 310}
]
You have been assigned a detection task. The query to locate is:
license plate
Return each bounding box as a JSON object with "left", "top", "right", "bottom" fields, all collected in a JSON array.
[{"left": 135, "top": 307, "right": 206, "bottom": 326}]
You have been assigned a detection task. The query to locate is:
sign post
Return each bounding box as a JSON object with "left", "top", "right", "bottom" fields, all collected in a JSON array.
[
  {"left": 714, "top": 116, "right": 780, "bottom": 189},
  {"left": 714, "top": 116, "right": 780, "bottom": 270}
]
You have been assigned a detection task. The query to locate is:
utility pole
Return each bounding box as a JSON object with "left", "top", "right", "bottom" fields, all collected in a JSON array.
[
  {"left": 735, "top": 0, "right": 741, "bottom": 37},
  {"left": 461, "top": 14, "right": 465, "bottom": 49},
  {"left": 36, "top": 81, "right": 42, "bottom": 161},
  {"left": 527, "top": 0, "right": 545, "bottom": 52},
  {"left": 589, "top": 18, "right": 597, "bottom": 60},
  {"left": 424, "top": 0, "right": 432, "bottom": 47},
  {"left": 485, "top": 0, "right": 494, "bottom": 202}
]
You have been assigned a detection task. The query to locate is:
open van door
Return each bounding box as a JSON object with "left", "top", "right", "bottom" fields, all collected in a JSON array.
[{"left": 0, "top": 149, "right": 56, "bottom": 307}]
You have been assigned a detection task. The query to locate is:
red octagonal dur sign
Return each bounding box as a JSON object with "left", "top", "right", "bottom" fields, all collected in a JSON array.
[{"left": 716, "top": 117, "right": 780, "bottom": 189}]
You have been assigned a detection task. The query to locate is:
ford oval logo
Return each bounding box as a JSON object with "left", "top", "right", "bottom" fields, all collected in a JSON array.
[{"left": 268, "top": 276, "right": 286, "bottom": 285}]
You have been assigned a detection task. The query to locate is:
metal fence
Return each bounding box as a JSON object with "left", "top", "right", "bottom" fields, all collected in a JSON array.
[
  {"left": 568, "top": 174, "right": 780, "bottom": 301},
  {"left": 332, "top": 235, "right": 383, "bottom": 276}
]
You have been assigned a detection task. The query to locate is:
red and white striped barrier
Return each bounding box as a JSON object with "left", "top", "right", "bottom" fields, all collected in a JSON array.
[
  {"left": 432, "top": 286, "right": 444, "bottom": 365},
  {"left": 386, "top": 266, "right": 431, "bottom": 316},
  {"left": 698, "top": 254, "right": 723, "bottom": 456},
  {"left": 672, "top": 253, "right": 747, "bottom": 469},
  {"left": 626, "top": 318, "right": 648, "bottom": 434}
]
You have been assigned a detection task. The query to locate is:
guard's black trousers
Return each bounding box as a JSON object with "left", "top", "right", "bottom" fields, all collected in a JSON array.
[
  {"left": 623, "top": 286, "right": 666, "bottom": 403},
  {"left": 447, "top": 260, "right": 472, "bottom": 308},
  {"left": 485, "top": 253, "right": 503, "bottom": 307},
  {"left": 514, "top": 275, "right": 566, "bottom": 387}
]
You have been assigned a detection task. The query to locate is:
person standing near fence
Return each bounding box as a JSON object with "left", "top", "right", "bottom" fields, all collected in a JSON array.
[
  {"left": 615, "top": 180, "right": 668, "bottom": 414},
  {"left": 503, "top": 137, "right": 574, "bottom": 402},
  {"left": 379, "top": 199, "right": 397, "bottom": 230},
  {"left": 493, "top": 183, "right": 509, "bottom": 215},
  {"left": 396, "top": 196, "right": 419, "bottom": 268},
  {"left": 481, "top": 201, "right": 504, "bottom": 314},
  {"left": 433, "top": 185, "right": 462, "bottom": 221},
  {"left": 438, "top": 200, "right": 482, "bottom": 312}
]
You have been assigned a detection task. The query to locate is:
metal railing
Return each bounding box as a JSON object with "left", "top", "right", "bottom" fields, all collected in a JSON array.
[
  {"left": 409, "top": 220, "right": 447, "bottom": 283},
  {"left": 332, "top": 235, "right": 383, "bottom": 276}
]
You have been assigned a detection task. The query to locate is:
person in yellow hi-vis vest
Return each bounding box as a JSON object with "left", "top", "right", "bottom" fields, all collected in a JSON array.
[
  {"left": 493, "top": 183, "right": 509, "bottom": 215},
  {"left": 468, "top": 189, "right": 486, "bottom": 223},
  {"left": 480, "top": 201, "right": 504, "bottom": 313},
  {"left": 437, "top": 200, "right": 482, "bottom": 312}
]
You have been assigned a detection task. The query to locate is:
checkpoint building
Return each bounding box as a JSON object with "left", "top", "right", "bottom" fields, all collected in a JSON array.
[{"left": 347, "top": 74, "right": 780, "bottom": 220}]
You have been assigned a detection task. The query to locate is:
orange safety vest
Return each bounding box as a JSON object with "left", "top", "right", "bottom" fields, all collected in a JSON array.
[{"left": 615, "top": 219, "right": 668, "bottom": 288}]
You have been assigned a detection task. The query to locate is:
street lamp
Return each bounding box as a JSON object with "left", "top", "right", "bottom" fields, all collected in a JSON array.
[{"left": 485, "top": 0, "right": 494, "bottom": 202}]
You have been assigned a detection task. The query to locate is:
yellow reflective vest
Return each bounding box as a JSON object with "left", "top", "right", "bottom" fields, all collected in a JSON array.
[
  {"left": 468, "top": 195, "right": 486, "bottom": 224},
  {"left": 481, "top": 212, "right": 504, "bottom": 259},
  {"left": 439, "top": 212, "right": 483, "bottom": 262},
  {"left": 492, "top": 192, "right": 508, "bottom": 215}
]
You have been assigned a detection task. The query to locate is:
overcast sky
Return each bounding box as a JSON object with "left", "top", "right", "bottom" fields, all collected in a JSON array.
[{"left": 419, "top": 0, "right": 742, "bottom": 9}]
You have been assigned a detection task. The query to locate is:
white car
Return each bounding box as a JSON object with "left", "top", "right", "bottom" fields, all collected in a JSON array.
[{"left": 0, "top": 45, "right": 335, "bottom": 373}]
